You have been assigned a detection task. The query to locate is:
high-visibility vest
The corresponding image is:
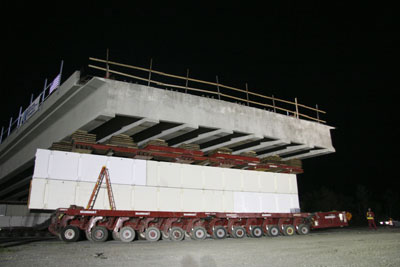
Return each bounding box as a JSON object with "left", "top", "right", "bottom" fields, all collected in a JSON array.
[{"left": 366, "top": 212, "right": 374, "bottom": 220}]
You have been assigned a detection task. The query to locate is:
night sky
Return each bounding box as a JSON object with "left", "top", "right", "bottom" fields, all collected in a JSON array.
[{"left": 1, "top": 3, "right": 398, "bottom": 218}]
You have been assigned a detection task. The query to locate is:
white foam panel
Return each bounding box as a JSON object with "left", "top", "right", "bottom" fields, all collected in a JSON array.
[
  {"left": 29, "top": 178, "right": 299, "bottom": 212},
  {"left": 33, "top": 149, "right": 147, "bottom": 185},
  {"left": 146, "top": 160, "right": 298, "bottom": 194},
  {"left": 29, "top": 149, "right": 300, "bottom": 213}
]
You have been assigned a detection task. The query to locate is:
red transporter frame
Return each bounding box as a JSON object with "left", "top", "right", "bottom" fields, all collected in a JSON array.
[
  {"left": 47, "top": 144, "right": 345, "bottom": 242},
  {"left": 49, "top": 207, "right": 348, "bottom": 243},
  {"left": 309, "top": 211, "right": 350, "bottom": 229}
]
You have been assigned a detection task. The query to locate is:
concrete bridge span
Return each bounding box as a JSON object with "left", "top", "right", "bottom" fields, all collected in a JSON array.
[{"left": 0, "top": 71, "right": 334, "bottom": 201}]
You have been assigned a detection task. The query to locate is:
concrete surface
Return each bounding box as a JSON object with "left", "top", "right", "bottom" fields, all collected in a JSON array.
[
  {"left": 0, "top": 205, "right": 50, "bottom": 228},
  {"left": 1, "top": 227, "right": 399, "bottom": 267},
  {"left": 104, "top": 79, "right": 335, "bottom": 150},
  {"left": 0, "top": 215, "right": 50, "bottom": 228}
]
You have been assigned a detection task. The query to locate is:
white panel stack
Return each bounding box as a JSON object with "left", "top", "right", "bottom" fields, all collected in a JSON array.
[{"left": 29, "top": 149, "right": 300, "bottom": 213}]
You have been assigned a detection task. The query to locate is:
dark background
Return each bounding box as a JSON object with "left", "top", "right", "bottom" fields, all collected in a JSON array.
[{"left": 1, "top": 2, "right": 398, "bottom": 223}]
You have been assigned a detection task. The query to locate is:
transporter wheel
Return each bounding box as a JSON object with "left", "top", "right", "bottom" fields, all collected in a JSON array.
[
  {"left": 138, "top": 231, "right": 146, "bottom": 240},
  {"left": 191, "top": 226, "right": 207, "bottom": 240},
  {"left": 251, "top": 226, "right": 264, "bottom": 238},
  {"left": 61, "top": 225, "right": 81, "bottom": 242},
  {"left": 267, "top": 225, "right": 280, "bottom": 237},
  {"left": 283, "top": 225, "right": 296, "bottom": 236},
  {"left": 119, "top": 226, "right": 136, "bottom": 242},
  {"left": 112, "top": 231, "right": 121, "bottom": 241},
  {"left": 145, "top": 227, "right": 161, "bottom": 242},
  {"left": 229, "top": 229, "right": 236, "bottom": 238},
  {"left": 170, "top": 227, "right": 185, "bottom": 241},
  {"left": 85, "top": 230, "right": 93, "bottom": 241},
  {"left": 91, "top": 226, "right": 109, "bottom": 242},
  {"left": 162, "top": 231, "right": 170, "bottom": 240},
  {"left": 297, "top": 224, "right": 310, "bottom": 235},
  {"left": 213, "top": 226, "right": 227, "bottom": 239},
  {"left": 232, "top": 226, "right": 246, "bottom": 238}
]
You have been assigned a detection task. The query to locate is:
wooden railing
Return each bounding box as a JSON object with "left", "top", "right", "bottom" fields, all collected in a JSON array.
[{"left": 88, "top": 57, "right": 326, "bottom": 123}]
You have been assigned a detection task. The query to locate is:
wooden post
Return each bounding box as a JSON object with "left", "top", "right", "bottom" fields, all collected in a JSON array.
[
  {"left": 17, "top": 106, "right": 22, "bottom": 127},
  {"left": 105, "top": 49, "right": 110, "bottom": 78},
  {"left": 41, "top": 78, "right": 48, "bottom": 103},
  {"left": 316, "top": 104, "right": 320, "bottom": 123},
  {"left": 148, "top": 58, "right": 153, "bottom": 87},
  {"left": 245, "top": 83, "right": 249, "bottom": 106},
  {"left": 272, "top": 95, "right": 276, "bottom": 112},
  {"left": 185, "top": 69, "right": 189, "bottom": 93},
  {"left": 7, "top": 117, "right": 12, "bottom": 136},
  {"left": 216, "top": 75, "right": 221, "bottom": 100},
  {"left": 295, "top": 97, "right": 299, "bottom": 118},
  {"left": 59, "top": 60, "right": 64, "bottom": 82},
  {"left": 0, "top": 126, "right": 3, "bottom": 144}
]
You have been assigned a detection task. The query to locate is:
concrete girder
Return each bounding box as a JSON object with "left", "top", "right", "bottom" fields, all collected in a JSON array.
[
  {"left": 97, "top": 118, "right": 159, "bottom": 143},
  {"left": 156, "top": 124, "right": 198, "bottom": 141},
  {"left": 0, "top": 175, "right": 32, "bottom": 198},
  {"left": 232, "top": 139, "right": 290, "bottom": 155},
  {"left": 4, "top": 189, "right": 29, "bottom": 201},
  {"left": 257, "top": 144, "right": 312, "bottom": 158},
  {"left": 283, "top": 148, "right": 334, "bottom": 160},
  {"left": 171, "top": 128, "right": 233, "bottom": 147},
  {"left": 224, "top": 138, "right": 261, "bottom": 149},
  {"left": 202, "top": 134, "right": 259, "bottom": 152},
  {"left": 80, "top": 114, "right": 114, "bottom": 133},
  {"left": 137, "top": 124, "right": 198, "bottom": 147}
]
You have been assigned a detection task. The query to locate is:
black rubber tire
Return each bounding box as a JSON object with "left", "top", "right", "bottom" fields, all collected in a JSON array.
[
  {"left": 213, "top": 226, "right": 227, "bottom": 239},
  {"left": 162, "top": 231, "right": 170, "bottom": 240},
  {"left": 91, "top": 226, "right": 109, "bottom": 242},
  {"left": 112, "top": 231, "right": 121, "bottom": 241},
  {"left": 267, "top": 225, "right": 280, "bottom": 237},
  {"left": 170, "top": 227, "right": 185, "bottom": 241},
  {"left": 145, "top": 227, "right": 161, "bottom": 242},
  {"left": 138, "top": 231, "right": 146, "bottom": 240},
  {"left": 251, "top": 226, "right": 264, "bottom": 238},
  {"left": 61, "top": 225, "right": 81, "bottom": 242},
  {"left": 232, "top": 226, "right": 246, "bottom": 238},
  {"left": 119, "top": 226, "right": 136, "bottom": 242},
  {"left": 297, "top": 224, "right": 310, "bottom": 235},
  {"left": 229, "top": 228, "right": 236, "bottom": 238},
  {"left": 283, "top": 225, "right": 296, "bottom": 236},
  {"left": 191, "top": 226, "right": 207, "bottom": 240},
  {"left": 85, "top": 230, "right": 93, "bottom": 241}
]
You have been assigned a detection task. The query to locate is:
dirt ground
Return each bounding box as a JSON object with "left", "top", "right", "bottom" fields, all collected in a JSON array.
[{"left": 1, "top": 227, "right": 399, "bottom": 267}]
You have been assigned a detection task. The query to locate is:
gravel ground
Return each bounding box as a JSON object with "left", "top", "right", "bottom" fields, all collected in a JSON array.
[{"left": 1, "top": 227, "right": 399, "bottom": 267}]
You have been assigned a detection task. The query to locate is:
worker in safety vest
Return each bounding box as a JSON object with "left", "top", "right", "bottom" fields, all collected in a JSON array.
[{"left": 366, "top": 208, "right": 377, "bottom": 230}]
